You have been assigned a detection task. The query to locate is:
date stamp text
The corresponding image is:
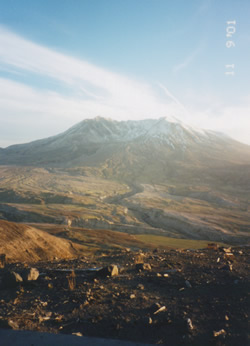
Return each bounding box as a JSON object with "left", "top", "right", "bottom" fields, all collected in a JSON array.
[{"left": 225, "top": 20, "right": 236, "bottom": 76}]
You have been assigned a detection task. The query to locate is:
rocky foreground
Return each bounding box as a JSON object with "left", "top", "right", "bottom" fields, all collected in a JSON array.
[{"left": 0, "top": 246, "right": 249, "bottom": 345}]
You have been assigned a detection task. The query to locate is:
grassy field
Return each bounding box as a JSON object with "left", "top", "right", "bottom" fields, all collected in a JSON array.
[
  {"left": 34, "top": 224, "right": 228, "bottom": 252},
  {"left": 136, "top": 234, "right": 228, "bottom": 249}
]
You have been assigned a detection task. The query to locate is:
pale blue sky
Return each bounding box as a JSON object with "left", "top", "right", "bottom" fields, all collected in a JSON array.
[{"left": 0, "top": 0, "right": 249, "bottom": 146}]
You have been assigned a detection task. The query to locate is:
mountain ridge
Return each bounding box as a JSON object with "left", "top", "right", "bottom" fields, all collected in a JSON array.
[
  {"left": 0, "top": 116, "right": 246, "bottom": 148},
  {"left": 0, "top": 116, "right": 250, "bottom": 194},
  {"left": 1, "top": 116, "right": 250, "bottom": 172}
]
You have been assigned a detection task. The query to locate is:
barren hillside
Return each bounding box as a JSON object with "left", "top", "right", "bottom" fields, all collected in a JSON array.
[{"left": 0, "top": 220, "right": 86, "bottom": 262}]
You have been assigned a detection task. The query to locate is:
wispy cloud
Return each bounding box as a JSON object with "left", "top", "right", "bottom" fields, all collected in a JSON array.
[
  {"left": 173, "top": 46, "right": 204, "bottom": 73},
  {"left": 0, "top": 26, "right": 183, "bottom": 116},
  {"left": 158, "top": 83, "right": 188, "bottom": 116},
  {"left": 0, "top": 26, "right": 187, "bottom": 121},
  {"left": 0, "top": 26, "right": 249, "bottom": 147}
]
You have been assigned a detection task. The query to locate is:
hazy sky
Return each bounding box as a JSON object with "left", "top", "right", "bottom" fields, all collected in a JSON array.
[{"left": 0, "top": 0, "right": 249, "bottom": 147}]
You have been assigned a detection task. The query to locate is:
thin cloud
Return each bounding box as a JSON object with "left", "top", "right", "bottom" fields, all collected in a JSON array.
[
  {"left": 0, "top": 26, "right": 174, "bottom": 114},
  {"left": 0, "top": 26, "right": 249, "bottom": 146},
  {"left": 173, "top": 46, "right": 204, "bottom": 73},
  {"left": 158, "top": 83, "right": 188, "bottom": 116},
  {"left": 0, "top": 25, "right": 186, "bottom": 147}
]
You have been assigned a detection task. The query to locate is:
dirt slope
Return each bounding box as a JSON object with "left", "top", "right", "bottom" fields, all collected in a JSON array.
[{"left": 0, "top": 220, "right": 86, "bottom": 262}]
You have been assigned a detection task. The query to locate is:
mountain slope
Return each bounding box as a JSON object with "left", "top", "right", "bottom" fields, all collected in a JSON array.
[
  {"left": 0, "top": 220, "right": 88, "bottom": 262},
  {"left": 0, "top": 117, "right": 250, "bottom": 183},
  {"left": 0, "top": 117, "right": 249, "bottom": 244}
]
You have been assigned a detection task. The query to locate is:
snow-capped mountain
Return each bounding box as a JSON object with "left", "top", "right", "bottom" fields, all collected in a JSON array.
[
  {"left": 43, "top": 116, "right": 227, "bottom": 148},
  {"left": 0, "top": 116, "right": 250, "bottom": 183}
]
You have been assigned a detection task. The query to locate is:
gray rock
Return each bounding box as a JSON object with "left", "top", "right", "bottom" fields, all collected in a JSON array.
[{"left": 185, "top": 280, "right": 192, "bottom": 288}]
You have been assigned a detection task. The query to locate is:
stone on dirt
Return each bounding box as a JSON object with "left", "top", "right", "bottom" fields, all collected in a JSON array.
[
  {"left": 150, "top": 302, "right": 161, "bottom": 312},
  {"left": 187, "top": 318, "right": 194, "bottom": 331},
  {"left": 8, "top": 319, "right": 19, "bottom": 330},
  {"left": 137, "top": 283, "right": 144, "bottom": 290},
  {"left": 185, "top": 280, "right": 192, "bottom": 288},
  {"left": 222, "top": 247, "right": 232, "bottom": 253},
  {"left": 213, "top": 329, "right": 226, "bottom": 337},
  {"left": 153, "top": 306, "right": 167, "bottom": 315},
  {"left": 135, "top": 263, "right": 151, "bottom": 271},
  {"left": 21, "top": 268, "right": 39, "bottom": 282},
  {"left": 97, "top": 264, "right": 119, "bottom": 277}
]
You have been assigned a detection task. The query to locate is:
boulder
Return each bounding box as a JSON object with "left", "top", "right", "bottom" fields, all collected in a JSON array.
[
  {"left": 97, "top": 264, "right": 119, "bottom": 278},
  {"left": 21, "top": 268, "right": 39, "bottom": 282}
]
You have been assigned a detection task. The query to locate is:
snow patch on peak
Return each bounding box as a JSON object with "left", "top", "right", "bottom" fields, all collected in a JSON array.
[{"left": 61, "top": 116, "right": 227, "bottom": 150}]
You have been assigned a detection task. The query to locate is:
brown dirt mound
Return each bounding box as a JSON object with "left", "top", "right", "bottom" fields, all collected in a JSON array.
[{"left": 0, "top": 220, "right": 86, "bottom": 262}]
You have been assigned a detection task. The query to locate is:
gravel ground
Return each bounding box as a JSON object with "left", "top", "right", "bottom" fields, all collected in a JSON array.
[{"left": 0, "top": 246, "right": 249, "bottom": 345}]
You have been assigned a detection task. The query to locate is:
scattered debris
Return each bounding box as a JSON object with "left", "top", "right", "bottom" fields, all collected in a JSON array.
[
  {"left": 137, "top": 283, "right": 144, "bottom": 290},
  {"left": 151, "top": 302, "right": 161, "bottom": 311},
  {"left": 222, "top": 247, "right": 232, "bottom": 253},
  {"left": 224, "top": 252, "right": 234, "bottom": 260},
  {"left": 153, "top": 305, "right": 167, "bottom": 315},
  {"left": 97, "top": 264, "right": 119, "bottom": 277},
  {"left": 185, "top": 280, "right": 192, "bottom": 288},
  {"left": 0, "top": 246, "right": 248, "bottom": 345},
  {"left": 213, "top": 329, "right": 227, "bottom": 337},
  {"left": 187, "top": 318, "right": 194, "bottom": 331},
  {"left": 22, "top": 267, "right": 39, "bottom": 282},
  {"left": 135, "top": 263, "right": 151, "bottom": 271},
  {"left": 8, "top": 319, "right": 19, "bottom": 330},
  {"left": 134, "top": 253, "right": 145, "bottom": 264},
  {"left": 221, "top": 263, "right": 233, "bottom": 271},
  {"left": 72, "top": 332, "right": 83, "bottom": 337}
]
